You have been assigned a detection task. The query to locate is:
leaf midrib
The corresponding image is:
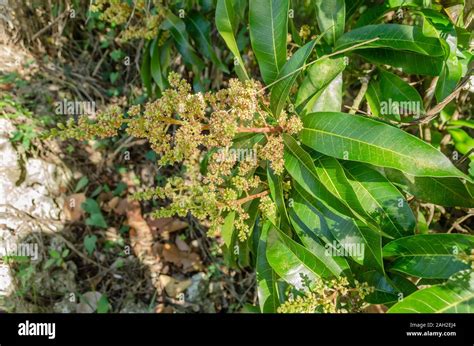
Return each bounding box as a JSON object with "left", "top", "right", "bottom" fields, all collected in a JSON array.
[{"left": 302, "top": 126, "right": 445, "bottom": 175}]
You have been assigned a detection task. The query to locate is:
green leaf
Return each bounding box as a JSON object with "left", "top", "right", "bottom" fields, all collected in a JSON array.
[
  {"left": 360, "top": 270, "right": 417, "bottom": 304},
  {"left": 221, "top": 212, "right": 235, "bottom": 249},
  {"left": 270, "top": 40, "right": 316, "bottom": 117},
  {"left": 384, "top": 168, "right": 474, "bottom": 207},
  {"left": 283, "top": 134, "right": 353, "bottom": 216},
  {"left": 300, "top": 112, "right": 467, "bottom": 178},
  {"left": 150, "top": 39, "right": 165, "bottom": 91},
  {"left": 309, "top": 155, "right": 390, "bottom": 236},
  {"left": 366, "top": 69, "right": 425, "bottom": 121},
  {"left": 335, "top": 23, "right": 446, "bottom": 75},
  {"left": 161, "top": 10, "right": 204, "bottom": 71},
  {"left": 295, "top": 56, "right": 346, "bottom": 112},
  {"left": 49, "top": 249, "right": 61, "bottom": 259},
  {"left": 84, "top": 235, "right": 98, "bottom": 256},
  {"left": 266, "top": 223, "right": 343, "bottom": 289},
  {"left": 140, "top": 43, "right": 152, "bottom": 96},
  {"left": 383, "top": 234, "right": 474, "bottom": 279},
  {"left": 288, "top": 190, "right": 352, "bottom": 276},
  {"left": 293, "top": 183, "right": 384, "bottom": 271},
  {"left": 335, "top": 24, "right": 444, "bottom": 56},
  {"left": 312, "top": 155, "right": 367, "bottom": 220},
  {"left": 97, "top": 294, "right": 110, "bottom": 313},
  {"left": 74, "top": 176, "right": 89, "bottom": 193},
  {"left": 81, "top": 198, "right": 101, "bottom": 214},
  {"left": 342, "top": 162, "right": 416, "bottom": 239},
  {"left": 85, "top": 213, "right": 108, "bottom": 229},
  {"left": 356, "top": 49, "right": 444, "bottom": 76},
  {"left": 249, "top": 0, "right": 288, "bottom": 85},
  {"left": 257, "top": 221, "right": 280, "bottom": 312},
  {"left": 267, "top": 166, "right": 291, "bottom": 231},
  {"left": 345, "top": 0, "right": 365, "bottom": 19},
  {"left": 311, "top": 72, "right": 343, "bottom": 113},
  {"left": 414, "top": 9, "right": 462, "bottom": 101},
  {"left": 186, "top": 11, "right": 229, "bottom": 73},
  {"left": 314, "top": 0, "right": 345, "bottom": 46},
  {"left": 216, "top": 0, "right": 249, "bottom": 80},
  {"left": 388, "top": 270, "right": 474, "bottom": 313}
]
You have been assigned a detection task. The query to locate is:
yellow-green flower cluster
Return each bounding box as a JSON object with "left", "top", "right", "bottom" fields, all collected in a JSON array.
[
  {"left": 278, "top": 277, "right": 374, "bottom": 313},
  {"left": 48, "top": 105, "right": 124, "bottom": 141},
  {"left": 52, "top": 73, "right": 303, "bottom": 243},
  {"left": 91, "top": 0, "right": 164, "bottom": 41},
  {"left": 299, "top": 25, "right": 311, "bottom": 40}
]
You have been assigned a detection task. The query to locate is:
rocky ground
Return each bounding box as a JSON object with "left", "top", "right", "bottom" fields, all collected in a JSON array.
[{"left": 0, "top": 42, "right": 254, "bottom": 313}]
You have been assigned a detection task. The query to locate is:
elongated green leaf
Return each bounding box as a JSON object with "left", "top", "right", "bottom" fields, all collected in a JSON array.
[
  {"left": 266, "top": 224, "right": 342, "bottom": 289},
  {"left": 140, "top": 42, "right": 152, "bottom": 95},
  {"left": 345, "top": 0, "right": 364, "bottom": 19},
  {"left": 360, "top": 270, "right": 417, "bottom": 304},
  {"left": 267, "top": 166, "right": 291, "bottom": 231},
  {"left": 293, "top": 183, "right": 384, "bottom": 271},
  {"left": 216, "top": 0, "right": 249, "bottom": 80},
  {"left": 295, "top": 56, "right": 346, "bottom": 111},
  {"left": 435, "top": 44, "right": 462, "bottom": 102},
  {"left": 257, "top": 221, "right": 279, "bottom": 312},
  {"left": 310, "top": 155, "right": 388, "bottom": 236},
  {"left": 282, "top": 134, "right": 352, "bottom": 216},
  {"left": 161, "top": 11, "right": 204, "bottom": 71},
  {"left": 384, "top": 168, "right": 474, "bottom": 207},
  {"left": 354, "top": 0, "right": 431, "bottom": 28},
  {"left": 366, "top": 69, "right": 425, "bottom": 121},
  {"left": 314, "top": 0, "right": 345, "bottom": 46},
  {"left": 186, "top": 11, "right": 229, "bottom": 73},
  {"left": 383, "top": 234, "right": 474, "bottom": 279},
  {"left": 222, "top": 212, "right": 235, "bottom": 248},
  {"left": 300, "top": 112, "right": 467, "bottom": 178},
  {"left": 289, "top": 189, "right": 336, "bottom": 246},
  {"left": 313, "top": 156, "right": 366, "bottom": 219},
  {"left": 249, "top": 0, "right": 288, "bottom": 85},
  {"left": 388, "top": 270, "right": 474, "bottom": 313},
  {"left": 356, "top": 48, "right": 444, "bottom": 76},
  {"left": 270, "top": 40, "right": 316, "bottom": 117},
  {"left": 335, "top": 23, "right": 445, "bottom": 75},
  {"left": 354, "top": 3, "right": 388, "bottom": 28},
  {"left": 288, "top": 189, "right": 353, "bottom": 276},
  {"left": 150, "top": 39, "right": 165, "bottom": 91},
  {"left": 342, "top": 162, "right": 415, "bottom": 239},
  {"left": 335, "top": 24, "right": 444, "bottom": 56},
  {"left": 310, "top": 72, "right": 343, "bottom": 113}
]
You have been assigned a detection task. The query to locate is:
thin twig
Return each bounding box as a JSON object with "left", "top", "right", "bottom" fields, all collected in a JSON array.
[
  {"left": 31, "top": 8, "right": 70, "bottom": 41},
  {"left": 402, "top": 67, "right": 473, "bottom": 126},
  {"left": 258, "top": 37, "right": 380, "bottom": 93},
  {"left": 349, "top": 76, "right": 370, "bottom": 114}
]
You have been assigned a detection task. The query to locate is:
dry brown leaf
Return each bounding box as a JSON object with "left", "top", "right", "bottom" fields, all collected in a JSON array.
[
  {"left": 64, "top": 193, "right": 86, "bottom": 221},
  {"left": 159, "top": 275, "right": 192, "bottom": 297},
  {"left": 97, "top": 191, "right": 113, "bottom": 204},
  {"left": 125, "top": 200, "right": 155, "bottom": 262},
  {"left": 175, "top": 237, "right": 190, "bottom": 252},
  {"left": 104, "top": 196, "right": 120, "bottom": 212},
  {"left": 113, "top": 198, "right": 130, "bottom": 215},
  {"left": 162, "top": 243, "right": 182, "bottom": 266},
  {"left": 161, "top": 243, "right": 203, "bottom": 273},
  {"left": 155, "top": 303, "right": 174, "bottom": 313},
  {"left": 181, "top": 252, "right": 203, "bottom": 272},
  {"left": 147, "top": 217, "right": 188, "bottom": 234}
]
